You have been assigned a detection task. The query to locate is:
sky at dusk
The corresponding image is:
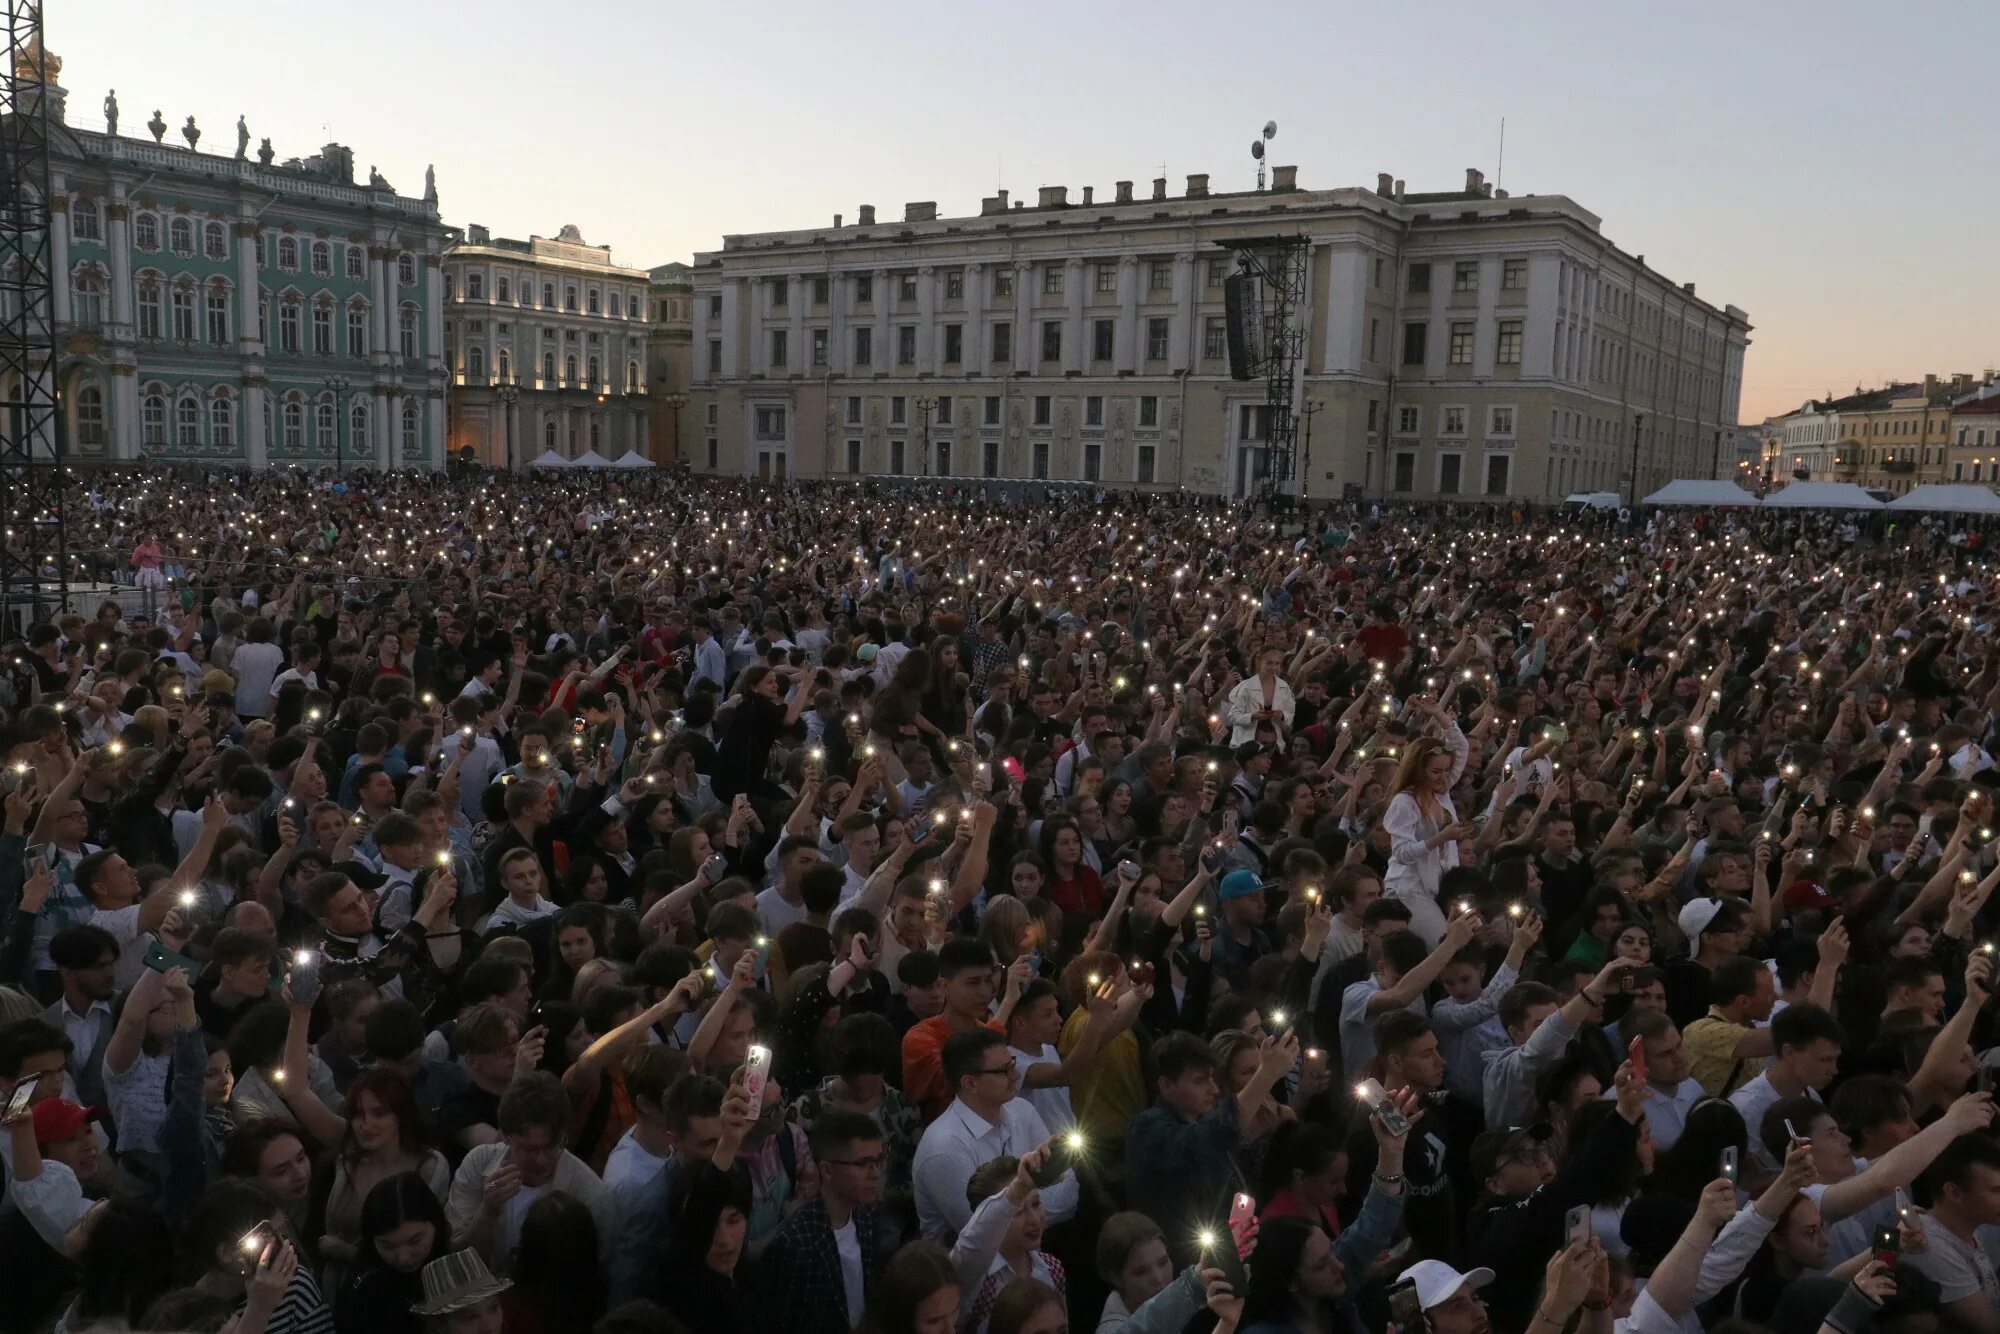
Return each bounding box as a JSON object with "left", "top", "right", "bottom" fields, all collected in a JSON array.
[{"left": 58, "top": 0, "right": 2000, "bottom": 423}]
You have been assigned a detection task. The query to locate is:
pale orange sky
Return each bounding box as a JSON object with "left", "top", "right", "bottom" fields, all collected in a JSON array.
[{"left": 58, "top": 0, "right": 2000, "bottom": 425}]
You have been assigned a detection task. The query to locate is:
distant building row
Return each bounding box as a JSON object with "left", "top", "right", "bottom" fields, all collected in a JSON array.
[{"left": 1757, "top": 374, "right": 2000, "bottom": 495}]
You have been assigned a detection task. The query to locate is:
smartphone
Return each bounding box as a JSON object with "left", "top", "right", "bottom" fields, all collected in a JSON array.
[
  {"left": 1387, "top": 1280, "right": 1423, "bottom": 1331},
  {"left": 235, "top": 1220, "right": 280, "bottom": 1276},
  {"left": 1129, "top": 960, "right": 1156, "bottom": 989},
  {"left": 1117, "top": 859, "right": 1142, "bottom": 882},
  {"left": 1872, "top": 1223, "right": 1901, "bottom": 1267},
  {"left": 1628, "top": 1034, "right": 1647, "bottom": 1083},
  {"left": 1030, "top": 1129, "right": 1085, "bottom": 1188},
  {"left": 1201, "top": 1224, "right": 1248, "bottom": 1292},
  {"left": 288, "top": 949, "right": 322, "bottom": 1007},
  {"left": 1201, "top": 844, "right": 1227, "bottom": 874},
  {"left": 4, "top": 1070, "right": 41, "bottom": 1122},
  {"left": 1565, "top": 1203, "right": 1592, "bottom": 1248},
  {"left": 1227, "top": 1191, "right": 1257, "bottom": 1244},
  {"left": 1266, "top": 1009, "right": 1293, "bottom": 1041},
  {"left": 1355, "top": 1077, "right": 1411, "bottom": 1137},
  {"left": 144, "top": 939, "right": 200, "bottom": 984},
  {"left": 1720, "top": 1145, "right": 1740, "bottom": 1186},
  {"left": 1622, "top": 965, "right": 1665, "bottom": 992},
  {"left": 741, "top": 1044, "right": 772, "bottom": 1107},
  {"left": 700, "top": 853, "right": 728, "bottom": 886}
]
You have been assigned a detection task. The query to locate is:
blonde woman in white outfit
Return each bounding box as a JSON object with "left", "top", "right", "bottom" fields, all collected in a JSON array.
[
  {"left": 1381, "top": 695, "right": 1477, "bottom": 947},
  {"left": 1225, "top": 648, "right": 1296, "bottom": 747}
]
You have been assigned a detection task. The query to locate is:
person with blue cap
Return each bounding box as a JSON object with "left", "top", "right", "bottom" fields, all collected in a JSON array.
[{"left": 1210, "top": 868, "right": 1274, "bottom": 994}]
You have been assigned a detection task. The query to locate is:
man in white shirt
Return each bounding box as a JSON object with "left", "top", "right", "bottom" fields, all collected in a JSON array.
[
  {"left": 446, "top": 1072, "right": 617, "bottom": 1275},
  {"left": 40, "top": 926, "right": 118, "bottom": 1108},
  {"left": 911, "top": 1029, "right": 1077, "bottom": 1244},
  {"left": 604, "top": 1049, "right": 702, "bottom": 1304},
  {"left": 756, "top": 835, "right": 826, "bottom": 937},
  {"left": 1908, "top": 1132, "right": 2000, "bottom": 1331},
  {"left": 265, "top": 641, "right": 322, "bottom": 715},
  {"left": 763, "top": 1110, "right": 889, "bottom": 1334},
  {"left": 1607, "top": 1011, "right": 1706, "bottom": 1153},
  {"left": 1729, "top": 1003, "right": 1840, "bottom": 1170}
]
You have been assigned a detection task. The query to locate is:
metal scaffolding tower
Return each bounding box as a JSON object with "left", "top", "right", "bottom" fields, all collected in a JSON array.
[
  {"left": 0, "top": 1, "right": 63, "bottom": 628},
  {"left": 1216, "top": 234, "right": 1309, "bottom": 505}
]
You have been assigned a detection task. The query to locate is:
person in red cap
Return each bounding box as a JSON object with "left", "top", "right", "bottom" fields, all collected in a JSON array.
[{"left": 3, "top": 1092, "right": 108, "bottom": 1256}]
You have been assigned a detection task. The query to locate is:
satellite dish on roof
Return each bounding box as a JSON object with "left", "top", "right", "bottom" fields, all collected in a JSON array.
[
  {"left": 1262, "top": 120, "right": 1278, "bottom": 140},
  {"left": 1250, "top": 140, "right": 1265, "bottom": 160}
]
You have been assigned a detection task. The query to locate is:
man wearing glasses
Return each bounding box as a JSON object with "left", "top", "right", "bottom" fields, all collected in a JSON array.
[
  {"left": 764, "top": 1110, "right": 890, "bottom": 1334},
  {"left": 911, "top": 1029, "right": 1077, "bottom": 1244}
]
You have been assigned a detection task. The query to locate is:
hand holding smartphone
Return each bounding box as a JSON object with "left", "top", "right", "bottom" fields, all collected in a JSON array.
[{"left": 1355, "top": 1077, "right": 1411, "bottom": 1137}]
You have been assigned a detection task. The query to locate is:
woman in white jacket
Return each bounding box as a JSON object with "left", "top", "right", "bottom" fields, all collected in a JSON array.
[
  {"left": 1381, "top": 696, "right": 1477, "bottom": 947},
  {"left": 1225, "top": 649, "right": 1295, "bottom": 748}
]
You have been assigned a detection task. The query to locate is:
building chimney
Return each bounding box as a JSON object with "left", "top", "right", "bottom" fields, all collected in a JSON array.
[
  {"left": 1393, "top": 179, "right": 1405, "bottom": 199},
  {"left": 1482, "top": 182, "right": 1494, "bottom": 197},
  {"left": 857, "top": 204, "right": 875, "bottom": 226},
  {"left": 904, "top": 201, "right": 937, "bottom": 223},
  {"left": 1115, "top": 180, "right": 1133, "bottom": 204},
  {"left": 467, "top": 223, "right": 489, "bottom": 244},
  {"left": 980, "top": 195, "right": 1004, "bottom": 216},
  {"left": 1465, "top": 168, "right": 1484, "bottom": 195},
  {"left": 1271, "top": 165, "right": 1297, "bottom": 192},
  {"left": 1151, "top": 177, "right": 1168, "bottom": 201},
  {"left": 1376, "top": 172, "right": 1394, "bottom": 196},
  {"left": 1013, "top": 201, "right": 1024, "bottom": 210},
  {"left": 1081, "top": 185, "right": 1094, "bottom": 205},
  {"left": 1186, "top": 173, "right": 1209, "bottom": 198},
  {"left": 1682, "top": 282, "right": 1695, "bottom": 295},
  {"left": 1037, "top": 185, "right": 1068, "bottom": 207},
  {"left": 1494, "top": 189, "right": 1508, "bottom": 199},
  {"left": 997, "top": 189, "right": 1008, "bottom": 210}
]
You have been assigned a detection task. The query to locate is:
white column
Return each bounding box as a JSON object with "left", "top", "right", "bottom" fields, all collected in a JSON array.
[
  {"left": 377, "top": 390, "right": 395, "bottom": 469},
  {"left": 106, "top": 199, "right": 133, "bottom": 329},
  {"left": 242, "top": 384, "right": 267, "bottom": 469},
  {"left": 1013, "top": 262, "right": 1033, "bottom": 375},
  {"left": 427, "top": 391, "right": 445, "bottom": 470},
  {"left": 49, "top": 187, "right": 70, "bottom": 323},
  {"left": 964, "top": 263, "right": 985, "bottom": 368},
  {"left": 1116, "top": 256, "right": 1139, "bottom": 373},
  {"left": 1170, "top": 252, "right": 1194, "bottom": 373},
  {"left": 871, "top": 270, "right": 889, "bottom": 373},
  {"left": 424, "top": 250, "right": 445, "bottom": 371},
  {"left": 787, "top": 272, "right": 804, "bottom": 377},
  {"left": 113, "top": 369, "right": 141, "bottom": 462},
  {"left": 828, "top": 272, "right": 847, "bottom": 375},
  {"left": 916, "top": 264, "right": 936, "bottom": 374},
  {"left": 234, "top": 212, "right": 261, "bottom": 354},
  {"left": 1063, "top": 259, "right": 1084, "bottom": 374},
  {"left": 691, "top": 287, "right": 711, "bottom": 382},
  {"left": 720, "top": 278, "right": 742, "bottom": 377}
]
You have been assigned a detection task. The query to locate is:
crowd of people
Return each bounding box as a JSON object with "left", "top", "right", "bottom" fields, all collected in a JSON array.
[{"left": 0, "top": 467, "right": 1997, "bottom": 1334}]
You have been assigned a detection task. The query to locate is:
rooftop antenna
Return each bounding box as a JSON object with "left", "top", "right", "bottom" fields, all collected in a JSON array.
[
  {"left": 1250, "top": 119, "right": 1276, "bottom": 190},
  {"left": 1496, "top": 117, "right": 1506, "bottom": 193}
]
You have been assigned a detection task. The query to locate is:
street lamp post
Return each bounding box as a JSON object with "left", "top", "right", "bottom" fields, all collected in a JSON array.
[
  {"left": 1299, "top": 399, "right": 1323, "bottom": 519},
  {"left": 496, "top": 379, "right": 519, "bottom": 472},
  {"left": 915, "top": 395, "right": 935, "bottom": 478},
  {"left": 323, "top": 374, "right": 352, "bottom": 473},
  {"left": 659, "top": 390, "right": 688, "bottom": 466},
  {"left": 1627, "top": 411, "right": 1645, "bottom": 507}
]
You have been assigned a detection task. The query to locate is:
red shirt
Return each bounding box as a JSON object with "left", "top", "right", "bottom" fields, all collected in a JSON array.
[
  {"left": 1046, "top": 865, "right": 1103, "bottom": 917},
  {"left": 1355, "top": 623, "right": 1409, "bottom": 666}
]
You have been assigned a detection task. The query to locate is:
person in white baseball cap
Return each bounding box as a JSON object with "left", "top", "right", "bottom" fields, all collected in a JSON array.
[{"left": 1398, "top": 1259, "right": 1494, "bottom": 1331}]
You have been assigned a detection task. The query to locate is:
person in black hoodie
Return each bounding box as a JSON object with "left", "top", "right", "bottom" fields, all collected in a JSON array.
[
  {"left": 650, "top": 1068, "right": 765, "bottom": 1334},
  {"left": 1463, "top": 1052, "right": 1648, "bottom": 1331},
  {"left": 335, "top": 1171, "right": 453, "bottom": 1334}
]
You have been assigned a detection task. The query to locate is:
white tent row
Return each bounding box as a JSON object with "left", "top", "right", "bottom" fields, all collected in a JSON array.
[
  {"left": 1642, "top": 480, "right": 1761, "bottom": 507},
  {"left": 1761, "top": 481, "right": 1884, "bottom": 510},
  {"left": 529, "top": 449, "right": 570, "bottom": 469},
  {"left": 1887, "top": 484, "right": 2000, "bottom": 515},
  {"left": 529, "top": 450, "right": 656, "bottom": 470}
]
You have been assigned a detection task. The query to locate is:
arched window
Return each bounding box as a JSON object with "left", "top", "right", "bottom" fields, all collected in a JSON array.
[
  {"left": 203, "top": 221, "right": 228, "bottom": 260},
  {"left": 312, "top": 299, "right": 333, "bottom": 355},
  {"left": 205, "top": 283, "right": 230, "bottom": 344},
  {"left": 311, "top": 241, "right": 332, "bottom": 277},
  {"left": 345, "top": 245, "right": 364, "bottom": 280},
  {"left": 134, "top": 213, "right": 159, "bottom": 251},
  {"left": 70, "top": 269, "right": 105, "bottom": 327},
  {"left": 316, "top": 399, "right": 336, "bottom": 451},
  {"left": 174, "top": 395, "right": 201, "bottom": 446},
  {"left": 564, "top": 285, "right": 578, "bottom": 311},
  {"left": 497, "top": 350, "right": 511, "bottom": 383},
  {"left": 544, "top": 421, "right": 556, "bottom": 451},
  {"left": 542, "top": 351, "right": 555, "bottom": 382},
  {"left": 210, "top": 394, "right": 235, "bottom": 448},
  {"left": 586, "top": 356, "right": 600, "bottom": 386},
  {"left": 279, "top": 296, "right": 301, "bottom": 353},
  {"left": 74, "top": 384, "right": 105, "bottom": 448},
  {"left": 277, "top": 235, "right": 299, "bottom": 270},
  {"left": 282, "top": 399, "right": 304, "bottom": 450},
  {"left": 399, "top": 304, "right": 418, "bottom": 358},
  {"left": 497, "top": 277, "right": 510, "bottom": 303},
  {"left": 168, "top": 216, "right": 194, "bottom": 255},
  {"left": 467, "top": 346, "right": 484, "bottom": 379},
  {"left": 564, "top": 355, "right": 577, "bottom": 383},
  {"left": 350, "top": 400, "right": 369, "bottom": 454},
  {"left": 541, "top": 282, "right": 554, "bottom": 307},
  {"left": 397, "top": 253, "right": 416, "bottom": 286},
  {"left": 170, "top": 283, "right": 196, "bottom": 341},
  {"left": 346, "top": 301, "right": 367, "bottom": 357},
  {"left": 467, "top": 273, "right": 483, "bottom": 300},
  {"left": 626, "top": 360, "right": 640, "bottom": 392},
  {"left": 587, "top": 288, "right": 600, "bottom": 314},
  {"left": 137, "top": 277, "right": 163, "bottom": 339},
  {"left": 141, "top": 391, "right": 167, "bottom": 444},
  {"left": 627, "top": 294, "right": 640, "bottom": 319},
  {"left": 401, "top": 401, "right": 420, "bottom": 455}
]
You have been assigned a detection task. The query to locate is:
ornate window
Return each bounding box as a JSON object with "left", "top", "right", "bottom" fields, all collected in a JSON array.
[
  {"left": 346, "top": 302, "right": 367, "bottom": 357},
  {"left": 627, "top": 361, "right": 640, "bottom": 392},
  {"left": 70, "top": 268, "right": 106, "bottom": 327},
  {"left": 345, "top": 245, "right": 364, "bottom": 280},
  {"left": 401, "top": 401, "right": 419, "bottom": 455},
  {"left": 467, "top": 273, "right": 483, "bottom": 300},
  {"left": 279, "top": 296, "right": 301, "bottom": 353},
  {"left": 137, "top": 276, "right": 163, "bottom": 338},
  {"left": 350, "top": 400, "right": 369, "bottom": 455},
  {"left": 399, "top": 304, "right": 417, "bottom": 358},
  {"left": 542, "top": 351, "right": 555, "bottom": 382},
  {"left": 276, "top": 235, "right": 300, "bottom": 271},
  {"left": 564, "top": 354, "right": 577, "bottom": 383},
  {"left": 70, "top": 198, "right": 103, "bottom": 243},
  {"left": 316, "top": 399, "right": 336, "bottom": 451},
  {"left": 174, "top": 395, "right": 201, "bottom": 446},
  {"left": 586, "top": 356, "right": 600, "bottom": 387},
  {"left": 311, "top": 241, "right": 332, "bottom": 277},
  {"left": 210, "top": 393, "right": 235, "bottom": 448},
  {"left": 205, "top": 284, "right": 229, "bottom": 344},
  {"left": 467, "top": 345, "right": 484, "bottom": 380},
  {"left": 134, "top": 213, "right": 160, "bottom": 251},
  {"left": 168, "top": 216, "right": 195, "bottom": 256},
  {"left": 170, "top": 282, "right": 196, "bottom": 341},
  {"left": 282, "top": 398, "right": 304, "bottom": 450},
  {"left": 312, "top": 300, "right": 333, "bottom": 355},
  {"left": 203, "top": 221, "right": 228, "bottom": 260},
  {"left": 397, "top": 253, "right": 416, "bottom": 286},
  {"left": 75, "top": 384, "right": 105, "bottom": 447},
  {"left": 141, "top": 390, "right": 167, "bottom": 444}
]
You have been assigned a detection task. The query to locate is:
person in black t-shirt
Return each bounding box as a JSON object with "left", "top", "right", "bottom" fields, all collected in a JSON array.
[{"left": 435, "top": 999, "right": 534, "bottom": 1168}]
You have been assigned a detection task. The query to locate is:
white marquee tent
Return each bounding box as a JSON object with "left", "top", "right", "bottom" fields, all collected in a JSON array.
[
  {"left": 609, "top": 451, "right": 656, "bottom": 469},
  {"left": 1642, "top": 480, "right": 1762, "bottom": 507},
  {"left": 1762, "top": 481, "right": 1884, "bottom": 509},
  {"left": 1886, "top": 484, "right": 2000, "bottom": 514},
  {"left": 529, "top": 450, "right": 571, "bottom": 469},
  {"left": 571, "top": 450, "right": 612, "bottom": 469}
]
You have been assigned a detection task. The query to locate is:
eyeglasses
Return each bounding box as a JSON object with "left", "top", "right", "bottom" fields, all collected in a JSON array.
[
  {"left": 822, "top": 1155, "right": 885, "bottom": 1172},
  {"left": 971, "top": 1065, "right": 1016, "bottom": 1080},
  {"left": 1509, "top": 1144, "right": 1554, "bottom": 1168}
]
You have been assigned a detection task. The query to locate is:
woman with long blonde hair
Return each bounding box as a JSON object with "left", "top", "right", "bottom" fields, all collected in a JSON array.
[{"left": 1381, "top": 694, "right": 1476, "bottom": 946}]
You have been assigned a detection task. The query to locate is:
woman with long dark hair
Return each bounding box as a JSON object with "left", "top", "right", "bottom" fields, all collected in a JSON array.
[
  {"left": 857, "top": 1241, "right": 960, "bottom": 1334},
  {"left": 712, "top": 663, "right": 808, "bottom": 804},
  {"left": 334, "top": 1172, "right": 453, "bottom": 1334},
  {"left": 507, "top": 1192, "right": 606, "bottom": 1334},
  {"left": 64, "top": 1199, "right": 179, "bottom": 1331},
  {"left": 298, "top": 1064, "right": 450, "bottom": 1273}
]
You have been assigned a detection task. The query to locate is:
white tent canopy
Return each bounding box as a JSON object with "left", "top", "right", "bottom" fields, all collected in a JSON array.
[
  {"left": 1886, "top": 484, "right": 2000, "bottom": 514},
  {"left": 1763, "top": 481, "right": 1883, "bottom": 509},
  {"left": 1643, "top": 479, "right": 1761, "bottom": 507},
  {"left": 609, "top": 451, "right": 656, "bottom": 469},
  {"left": 571, "top": 450, "right": 612, "bottom": 469},
  {"left": 529, "top": 450, "right": 571, "bottom": 469}
]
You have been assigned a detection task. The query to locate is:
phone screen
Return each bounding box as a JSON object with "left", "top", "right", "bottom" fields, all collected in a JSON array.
[{"left": 4, "top": 1071, "right": 41, "bottom": 1122}]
